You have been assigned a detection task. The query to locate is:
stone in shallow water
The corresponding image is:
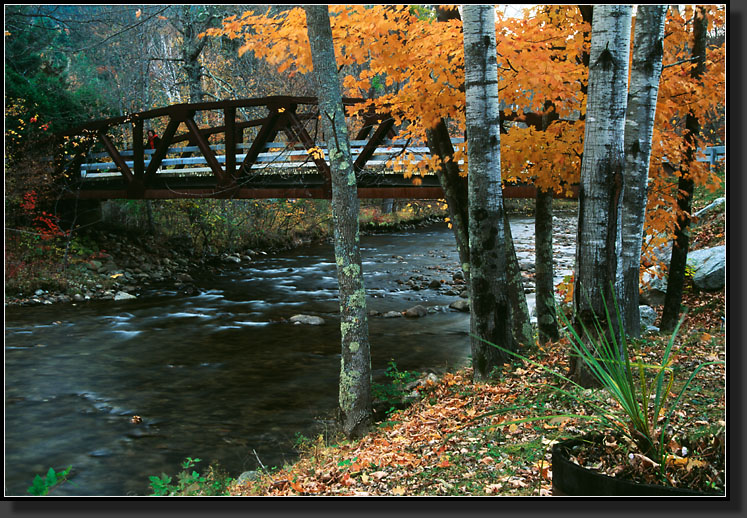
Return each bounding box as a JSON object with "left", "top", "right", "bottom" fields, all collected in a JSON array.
[
  {"left": 449, "top": 299, "right": 470, "bottom": 312},
  {"left": 404, "top": 305, "right": 428, "bottom": 318},
  {"left": 289, "top": 314, "right": 325, "bottom": 325},
  {"left": 114, "top": 291, "right": 137, "bottom": 301}
]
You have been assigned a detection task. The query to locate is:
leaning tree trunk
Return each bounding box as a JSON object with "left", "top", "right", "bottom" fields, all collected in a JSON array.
[
  {"left": 572, "top": 5, "right": 632, "bottom": 386},
  {"left": 426, "top": 120, "right": 471, "bottom": 278},
  {"left": 462, "top": 5, "right": 514, "bottom": 381},
  {"left": 619, "top": 5, "right": 668, "bottom": 338},
  {"left": 305, "top": 5, "right": 372, "bottom": 439},
  {"left": 660, "top": 6, "right": 708, "bottom": 332}
]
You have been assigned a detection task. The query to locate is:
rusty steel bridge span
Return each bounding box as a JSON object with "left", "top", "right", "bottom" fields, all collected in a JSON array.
[{"left": 53, "top": 96, "right": 578, "bottom": 201}]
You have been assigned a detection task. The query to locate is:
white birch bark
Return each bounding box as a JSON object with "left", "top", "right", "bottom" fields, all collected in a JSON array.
[
  {"left": 572, "top": 5, "right": 632, "bottom": 384},
  {"left": 619, "top": 5, "right": 667, "bottom": 337},
  {"left": 462, "top": 5, "right": 513, "bottom": 381},
  {"left": 574, "top": 5, "right": 632, "bottom": 321},
  {"left": 305, "top": 5, "right": 372, "bottom": 438}
]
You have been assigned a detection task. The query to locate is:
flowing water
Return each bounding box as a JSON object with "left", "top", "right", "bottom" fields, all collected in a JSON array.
[{"left": 4, "top": 216, "right": 576, "bottom": 496}]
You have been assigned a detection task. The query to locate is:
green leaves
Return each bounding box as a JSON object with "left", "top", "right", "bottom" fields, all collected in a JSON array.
[
  {"left": 27, "top": 465, "right": 72, "bottom": 496},
  {"left": 483, "top": 286, "right": 724, "bottom": 482},
  {"left": 148, "top": 458, "right": 233, "bottom": 496}
]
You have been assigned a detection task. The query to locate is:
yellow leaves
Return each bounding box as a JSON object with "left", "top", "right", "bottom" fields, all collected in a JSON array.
[{"left": 307, "top": 146, "right": 325, "bottom": 160}]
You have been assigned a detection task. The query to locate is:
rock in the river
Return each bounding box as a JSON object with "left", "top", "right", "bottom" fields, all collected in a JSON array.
[
  {"left": 428, "top": 279, "right": 442, "bottom": 289},
  {"left": 639, "top": 305, "right": 658, "bottom": 329},
  {"left": 687, "top": 245, "right": 725, "bottom": 291},
  {"left": 449, "top": 299, "right": 470, "bottom": 312},
  {"left": 382, "top": 311, "right": 402, "bottom": 318},
  {"left": 403, "top": 305, "right": 428, "bottom": 318},
  {"left": 175, "top": 272, "right": 194, "bottom": 283},
  {"left": 289, "top": 314, "right": 325, "bottom": 325},
  {"left": 114, "top": 291, "right": 137, "bottom": 301}
]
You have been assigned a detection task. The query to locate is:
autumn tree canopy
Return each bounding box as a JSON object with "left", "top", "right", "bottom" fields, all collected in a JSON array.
[{"left": 203, "top": 5, "right": 724, "bottom": 275}]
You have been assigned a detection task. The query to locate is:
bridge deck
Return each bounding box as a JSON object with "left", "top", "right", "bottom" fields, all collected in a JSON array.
[{"left": 53, "top": 95, "right": 581, "bottom": 201}]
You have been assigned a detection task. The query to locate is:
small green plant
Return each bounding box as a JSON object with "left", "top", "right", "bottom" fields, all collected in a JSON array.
[
  {"left": 484, "top": 287, "right": 724, "bottom": 482},
  {"left": 371, "top": 360, "right": 422, "bottom": 415},
  {"left": 148, "top": 457, "right": 233, "bottom": 496},
  {"left": 27, "top": 466, "right": 72, "bottom": 495}
]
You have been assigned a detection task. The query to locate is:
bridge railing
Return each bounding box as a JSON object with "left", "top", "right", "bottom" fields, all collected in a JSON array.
[
  {"left": 77, "top": 139, "right": 463, "bottom": 179},
  {"left": 54, "top": 95, "right": 462, "bottom": 199}
]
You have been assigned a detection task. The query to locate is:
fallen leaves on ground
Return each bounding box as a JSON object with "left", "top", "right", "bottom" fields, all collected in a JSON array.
[{"left": 229, "top": 289, "right": 725, "bottom": 497}]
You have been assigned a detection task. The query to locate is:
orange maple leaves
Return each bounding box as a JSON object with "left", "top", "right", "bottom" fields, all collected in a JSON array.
[{"left": 203, "top": 5, "right": 724, "bottom": 266}]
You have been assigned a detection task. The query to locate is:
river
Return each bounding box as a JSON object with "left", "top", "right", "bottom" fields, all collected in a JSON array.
[{"left": 4, "top": 215, "right": 576, "bottom": 496}]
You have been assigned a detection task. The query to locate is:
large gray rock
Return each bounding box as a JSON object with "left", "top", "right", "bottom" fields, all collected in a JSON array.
[
  {"left": 449, "top": 299, "right": 470, "bottom": 312},
  {"left": 640, "top": 268, "right": 668, "bottom": 306},
  {"left": 289, "top": 314, "right": 325, "bottom": 325},
  {"left": 114, "top": 291, "right": 137, "bottom": 301},
  {"left": 639, "top": 305, "right": 658, "bottom": 329},
  {"left": 687, "top": 245, "right": 726, "bottom": 291},
  {"left": 403, "top": 305, "right": 428, "bottom": 318}
]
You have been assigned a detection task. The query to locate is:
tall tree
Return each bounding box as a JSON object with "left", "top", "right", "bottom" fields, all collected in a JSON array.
[
  {"left": 462, "top": 5, "right": 514, "bottom": 380},
  {"left": 660, "top": 6, "right": 708, "bottom": 332},
  {"left": 304, "top": 5, "right": 372, "bottom": 438},
  {"left": 426, "top": 6, "right": 532, "bottom": 349},
  {"left": 571, "top": 5, "right": 632, "bottom": 386},
  {"left": 619, "top": 5, "right": 668, "bottom": 337}
]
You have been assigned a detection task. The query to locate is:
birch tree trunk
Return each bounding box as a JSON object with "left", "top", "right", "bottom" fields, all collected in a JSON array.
[
  {"left": 305, "top": 5, "right": 372, "bottom": 438},
  {"left": 572, "top": 5, "right": 632, "bottom": 386},
  {"left": 462, "top": 5, "right": 514, "bottom": 381},
  {"left": 619, "top": 5, "right": 667, "bottom": 338},
  {"left": 661, "top": 6, "right": 708, "bottom": 332},
  {"left": 427, "top": 6, "right": 531, "bottom": 349}
]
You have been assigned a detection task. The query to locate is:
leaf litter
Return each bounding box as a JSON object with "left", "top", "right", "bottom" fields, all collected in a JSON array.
[{"left": 230, "top": 289, "right": 725, "bottom": 496}]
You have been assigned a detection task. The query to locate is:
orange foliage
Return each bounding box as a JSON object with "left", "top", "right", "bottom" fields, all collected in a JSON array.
[{"left": 203, "top": 5, "right": 725, "bottom": 271}]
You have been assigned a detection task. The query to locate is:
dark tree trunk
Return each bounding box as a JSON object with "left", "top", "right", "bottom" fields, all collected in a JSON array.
[
  {"left": 535, "top": 188, "right": 559, "bottom": 343},
  {"left": 425, "top": 119, "right": 471, "bottom": 277},
  {"left": 660, "top": 7, "right": 708, "bottom": 332}
]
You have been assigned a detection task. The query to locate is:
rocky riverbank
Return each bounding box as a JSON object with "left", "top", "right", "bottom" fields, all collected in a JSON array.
[{"left": 3, "top": 214, "right": 448, "bottom": 308}]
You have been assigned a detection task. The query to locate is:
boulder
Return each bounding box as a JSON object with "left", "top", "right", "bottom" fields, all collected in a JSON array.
[
  {"left": 382, "top": 311, "right": 402, "bottom": 318},
  {"left": 640, "top": 268, "right": 668, "bottom": 306},
  {"left": 403, "top": 305, "right": 428, "bottom": 318},
  {"left": 175, "top": 272, "right": 194, "bottom": 283},
  {"left": 289, "top": 314, "right": 325, "bottom": 326},
  {"left": 237, "top": 471, "right": 260, "bottom": 485},
  {"left": 428, "top": 279, "right": 442, "bottom": 289},
  {"left": 114, "top": 291, "right": 137, "bottom": 301},
  {"left": 449, "top": 299, "right": 470, "bottom": 312},
  {"left": 639, "top": 305, "right": 658, "bottom": 330},
  {"left": 687, "top": 245, "right": 725, "bottom": 291}
]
